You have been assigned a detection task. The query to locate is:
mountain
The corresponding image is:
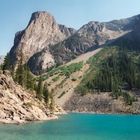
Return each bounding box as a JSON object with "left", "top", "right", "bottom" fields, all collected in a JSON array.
[
  {"left": 0, "top": 55, "right": 4, "bottom": 65},
  {"left": 28, "top": 20, "right": 128, "bottom": 74},
  {"left": 112, "top": 18, "right": 140, "bottom": 50},
  {"left": 4, "top": 11, "right": 140, "bottom": 115},
  {"left": 9, "top": 11, "right": 76, "bottom": 72},
  {"left": 49, "top": 15, "right": 140, "bottom": 66},
  {"left": 9, "top": 12, "right": 140, "bottom": 74}
]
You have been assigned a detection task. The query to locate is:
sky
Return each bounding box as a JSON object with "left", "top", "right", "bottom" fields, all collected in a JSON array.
[{"left": 0, "top": 0, "right": 140, "bottom": 55}]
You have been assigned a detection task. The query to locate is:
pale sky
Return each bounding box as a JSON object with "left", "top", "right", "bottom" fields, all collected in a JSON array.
[{"left": 0, "top": 0, "right": 140, "bottom": 55}]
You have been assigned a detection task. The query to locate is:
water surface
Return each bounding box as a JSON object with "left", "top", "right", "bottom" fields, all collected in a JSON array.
[{"left": 0, "top": 113, "right": 140, "bottom": 140}]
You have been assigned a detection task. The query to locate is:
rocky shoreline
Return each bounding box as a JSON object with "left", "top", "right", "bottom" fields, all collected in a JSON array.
[
  {"left": 0, "top": 115, "right": 58, "bottom": 124},
  {"left": 0, "top": 71, "right": 139, "bottom": 125},
  {"left": 0, "top": 71, "right": 65, "bottom": 124}
]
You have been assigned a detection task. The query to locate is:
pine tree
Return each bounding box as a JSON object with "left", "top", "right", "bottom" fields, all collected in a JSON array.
[
  {"left": 49, "top": 92, "right": 55, "bottom": 111},
  {"left": 2, "top": 53, "right": 10, "bottom": 71},
  {"left": 111, "top": 75, "right": 119, "bottom": 98},
  {"left": 14, "top": 48, "right": 27, "bottom": 87},
  {"left": 43, "top": 85, "right": 49, "bottom": 104},
  {"left": 24, "top": 64, "right": 35, "bottom": 90},
  {"left": 36, "top": 76, "right": 43, "bottom": 100}
]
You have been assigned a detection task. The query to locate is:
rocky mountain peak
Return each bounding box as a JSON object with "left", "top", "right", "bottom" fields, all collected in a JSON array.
[
  {"left": 78, "top": 21, "right": 105, "bottom": 35},
  {"left": 27, "top": 11, "right": 56, "bottom": 30},
  {"left": 29, "top": 11, "right": 53, "bottom": 21},
  {"left": 9, "top": 11, "right": 75, "bottom": 67}
]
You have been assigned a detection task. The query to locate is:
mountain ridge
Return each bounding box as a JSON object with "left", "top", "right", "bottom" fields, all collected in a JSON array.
[{"left": 9, "top": 11, "right": 140, "bottom": 74}]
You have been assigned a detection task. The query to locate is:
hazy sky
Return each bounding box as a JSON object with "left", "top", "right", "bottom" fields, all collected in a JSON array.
[{"left": 0, "top": 0, "right": 140, "bottom": 55}]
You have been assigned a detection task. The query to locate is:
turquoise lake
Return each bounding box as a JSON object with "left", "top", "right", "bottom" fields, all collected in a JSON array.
[{"left": 0, "top": 113, "right": 140, "bottom": 140}]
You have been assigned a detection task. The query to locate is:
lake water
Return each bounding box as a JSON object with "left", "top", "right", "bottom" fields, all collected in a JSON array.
[{"left": 0, "top": 113, "right": 140, "bottom": 140}]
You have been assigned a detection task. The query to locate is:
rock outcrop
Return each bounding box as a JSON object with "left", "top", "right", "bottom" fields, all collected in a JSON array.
[
  {"left": 49, "top": 16, "right": 139, "bottom": 65},
  {"left": 0, "top": 71, "right": 64, "bottom": 124},
  {"left": 111, "top": 16, "right": 140, "bottom": 50},
  {"left": 9, "top": 11, "right": 76, "bottom": 72}
]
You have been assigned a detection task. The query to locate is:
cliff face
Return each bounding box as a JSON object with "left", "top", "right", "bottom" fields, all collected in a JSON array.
[
  {"left": 9, "top": 11, "right": 76, "bottom": 70},
  {"left": 9, "top": 11, "right": 140, "bottom": 74},
  {"left": 0, "top": 71, "right": 64, "bottom": 124}
]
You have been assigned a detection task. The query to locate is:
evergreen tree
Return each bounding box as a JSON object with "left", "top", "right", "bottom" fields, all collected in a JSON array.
[
  {"left": 2, "top": 53, "right": 10, "bottom": 71},
  {"left": 24, "top": 64, "right": 35, "bottom": 90},
  {"left": 36, "top": 76, "right": 43, "bottom": 100},
  {"left": 49, "top": 92, "right": 55, "bottom": 111},
  {"left": 43, "top": 85, "right": 49, "bottom": 104},
  {"left": 111, "top": 75, "right": 119, "bottom": 98},
  {"left": 15, "top": 48, "right": 25, "bottom": 87},
  {"left": 15, "top": 64, "right": 25, "bottom": 87}
]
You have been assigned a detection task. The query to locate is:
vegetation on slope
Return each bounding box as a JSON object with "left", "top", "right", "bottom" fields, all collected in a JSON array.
[
  {"left": 77, "top": 46, "right": 140, "bottom": 105},
  {"left": 42, "top": 61, "right": 83, "bottom": 80}
]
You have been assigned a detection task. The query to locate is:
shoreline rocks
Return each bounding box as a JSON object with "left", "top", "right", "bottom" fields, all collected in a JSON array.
[{"left": 0, "top": 72, "right": 64, "bottom": 124}]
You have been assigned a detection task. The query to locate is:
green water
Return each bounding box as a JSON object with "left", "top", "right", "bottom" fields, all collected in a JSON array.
[{"left": 0, "top": 113, "right": 140, "bottom": 140}]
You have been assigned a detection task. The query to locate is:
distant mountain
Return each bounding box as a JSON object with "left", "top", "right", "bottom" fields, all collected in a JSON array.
[
  {"left": 49, "top": 15, "right": 140, "bottom": 66},
  {"left": 112, "top": 18, "right": 140, "bottom": 50},
  {"left": 9, "top": 11, "right": 140, "bottom": 74}
]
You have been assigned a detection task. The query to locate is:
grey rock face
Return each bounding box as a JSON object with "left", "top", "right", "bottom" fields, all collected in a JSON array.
[
  {"left": 59, "top": 24, "right": 76, "bottom": 37},
  {"left": 27, "top": 48, "right": 55, "bottom": 74},
  {"left": 9, "top": 11, "right": 75, "bottom": 68},
  {"left": 27, "top": 24, "right": 76, "bottom": 74}
]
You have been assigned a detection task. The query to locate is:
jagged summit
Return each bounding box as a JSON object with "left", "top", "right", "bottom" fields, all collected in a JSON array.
[
  {"left": 27, "top": 11, "right": 56, "bottom": 27},
  {"left": 9, "top": 11, "right": 76, "bottom": 71}
]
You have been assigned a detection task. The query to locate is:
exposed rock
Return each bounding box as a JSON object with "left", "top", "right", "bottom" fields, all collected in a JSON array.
[
  {"left": 0, "top": 55, "right": 4, "bottom": 65},
  {"left": 9, "top": 11, "right": 76, "bottom": 70},
  {"left": 0, "top": 72, "right": 64, "bottom": 124},
  {"left": 50, "top": 17, "right": 137, "bottom": 65},
  {"left": 59, "top": 24, "right": 76, "bottom": 37},
  {"left": 27, "top": 48, "right": 55, "bottom": 74},
  {"left": 111, "top": 18, "right": 140, "bottom": 50}
]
